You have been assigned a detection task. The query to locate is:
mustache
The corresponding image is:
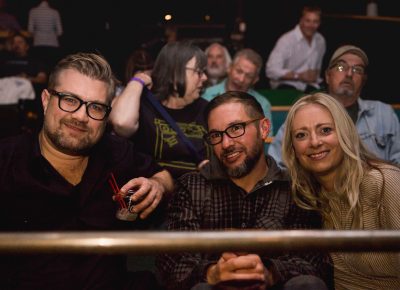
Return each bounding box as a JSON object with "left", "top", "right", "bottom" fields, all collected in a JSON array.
[
  {"left": 62, "top": 118, "right": 89, "bottom": 130},
  {"left": 221, "top": 145, "right": 244, "bottom": 158},
  {"left": 222, "top": 146, "right": 235, "bottom": 156},
  {"left": 340, "top": 77, "right": 354, "bottom": 86}
]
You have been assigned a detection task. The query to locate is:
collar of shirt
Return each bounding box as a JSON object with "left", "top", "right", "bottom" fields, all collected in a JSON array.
[
  {"left": 357, "top": 97, "right": 375, "bottom": 115},
  {"left": 294, "top": 24, "right": 318, "bottom": 46}
]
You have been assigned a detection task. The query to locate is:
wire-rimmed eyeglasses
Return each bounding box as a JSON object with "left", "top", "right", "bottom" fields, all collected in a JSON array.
[
  {"left": 186, "top": 67, "right": 206, "bottom": 78},
  {"left": 331, "top": 61, "right": 365, "bottom": 75}
]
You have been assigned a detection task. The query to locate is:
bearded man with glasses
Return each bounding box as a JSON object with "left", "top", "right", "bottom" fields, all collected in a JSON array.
[
  {"left": 0, "top": 52, "right": 174, "bottom": 290},
  {"left": 269, "top": 45, "right": 400, "bottom": 167},
  {"left": 157, "top": 91, "right": 331, "bottom": 290}
]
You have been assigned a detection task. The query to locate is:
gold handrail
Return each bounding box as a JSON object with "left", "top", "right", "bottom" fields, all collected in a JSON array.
[{"left": 0, "top": 230, "right": 399, "bottom": 254}]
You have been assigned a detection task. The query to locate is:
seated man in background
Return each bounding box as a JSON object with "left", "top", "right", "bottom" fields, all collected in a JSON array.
[
  {"left": 202, "top": 48, "right": 273, "bottom": 137},
  {"left": 265, "top": 6, "right": 326, "bottom": 93},
  {"left": 0, "top": 52, "right": 173, "bottom": 290},
  {"left": 269, "top": 45, "right": 400, "bottom": 167},
  {"left": 0, "top": 32, "right": 49, "bottom": 134},
  {"left": 0, "top": 32, "right": 47, "bottom": 86},
  {"left": 204, "top": 42, "right": 231, "bottom": 88},
  {"left": 157, "top": 91, "right": 331, "bottom": 290}
]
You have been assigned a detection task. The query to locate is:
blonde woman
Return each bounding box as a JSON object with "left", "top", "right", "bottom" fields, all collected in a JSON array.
[{"left": 282, "top": 92, "right": 400, "bottom": 290}]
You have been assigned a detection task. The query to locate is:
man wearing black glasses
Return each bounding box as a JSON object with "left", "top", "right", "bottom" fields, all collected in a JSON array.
[
  {"left": 157, "top": 91, "right": 331, "bottom": 290},
  {"left": 0, "top": 52, "right": 173, "bottom": 289}
]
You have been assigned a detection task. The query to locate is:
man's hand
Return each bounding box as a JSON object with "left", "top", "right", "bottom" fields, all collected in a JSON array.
[
  {"left": 206, "top": 252, "right": 273, "bottom": 288},
  {"left": 299, "top": 69, "right": 318, "bottom": 83},
  {"left": 118, "top": 170, "right": 174, "bottom": 219}
]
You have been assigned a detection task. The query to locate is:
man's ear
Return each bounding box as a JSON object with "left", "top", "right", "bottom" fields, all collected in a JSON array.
[
  {"left": 41, "top": 89, "right": 50, "bottom": 115},
  {"left": 260, "top": 118, "right": 270, "bottom": 139},
  {"left": 362, "top": 74, "right": 368, "bottom": 86}
]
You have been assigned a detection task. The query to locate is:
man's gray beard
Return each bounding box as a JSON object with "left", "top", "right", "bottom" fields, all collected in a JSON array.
[
  {"left": 220, "top": 141, "right": 264, "bottom": 179},
  {"left": 207, "top": 66, "right": 225, "bottom": 79},
  {"left": 335, "top": 87, "right": 354, "bottom": 98}
]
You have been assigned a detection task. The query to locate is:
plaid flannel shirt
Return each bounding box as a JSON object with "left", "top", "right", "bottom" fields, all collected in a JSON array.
[{"left": 156, "top": 155, "right": 331, "bottom": 290}]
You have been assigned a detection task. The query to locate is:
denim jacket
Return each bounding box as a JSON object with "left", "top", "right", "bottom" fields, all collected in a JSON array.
[
  {"left": 268, "top": 98, "right": 400, "bottom": 167},
  {"left": 356, "top": 98, "right": 400, "bottom": 165}
]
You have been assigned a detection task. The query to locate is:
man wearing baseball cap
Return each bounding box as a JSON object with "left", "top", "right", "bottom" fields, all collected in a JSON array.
[{"left": 269, "top": 44, "right": 400, "bottom": 166}]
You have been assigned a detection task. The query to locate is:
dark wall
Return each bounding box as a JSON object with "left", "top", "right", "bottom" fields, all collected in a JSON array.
[{"left": 320, "top": 15, "right": 400, "bottom": 104}]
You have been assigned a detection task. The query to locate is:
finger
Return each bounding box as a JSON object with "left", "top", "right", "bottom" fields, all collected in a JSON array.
[
  {"left": 226, "top": 256, "right": 259, "bottom": 271},
  {"left": 220, "top": 272, "right": 265, "bottom": 282},
  {"left": 234, "top": 252, "right": 249, "bottom": 256},
  {"left": 139, "top": 191, "right": 162, "bottom": 219},
  {"left": 124, "top": 178, "right": 152, "bottom": 201},
  {"left": 131, "top": 183, "right": 151, "bottom": 202},
  {"left": 222, "top": 252, "right": 239, "bottom": 261},
  {"left": 119, "top": 178, "right": 143, "bottom": 193},
  {"left": 141, "top": 182, "right": 162, "bottom": 218},
  {"left": 131, "top": 186, "right": 156, "bottom": 213}
]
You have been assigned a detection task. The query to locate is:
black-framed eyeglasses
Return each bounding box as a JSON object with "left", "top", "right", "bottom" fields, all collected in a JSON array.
[
  {"left": 48, "top": 89, "right": 112, "bottom": 121},
  {"left": 331, "top": 61, "right": 365, "bottom": 75},
  {"left": 203, "top": 118, "right": 262, "bottom": 145},
  {"left": 186, "top": 67, "right": 206, "bottom": 77}
]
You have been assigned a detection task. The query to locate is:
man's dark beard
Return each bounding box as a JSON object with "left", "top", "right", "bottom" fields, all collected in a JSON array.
[{"left": 219, "top": 141, "right": 264, "bottom": 179}]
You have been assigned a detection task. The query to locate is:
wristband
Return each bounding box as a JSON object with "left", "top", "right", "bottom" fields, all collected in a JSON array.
[{"left": 130, "top": 77, "right": 145, "bottom": 87}]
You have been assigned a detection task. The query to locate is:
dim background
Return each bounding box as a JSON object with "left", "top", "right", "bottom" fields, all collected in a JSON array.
[{"left": 6, "top": 0, "right": 400, "bottom": 104}]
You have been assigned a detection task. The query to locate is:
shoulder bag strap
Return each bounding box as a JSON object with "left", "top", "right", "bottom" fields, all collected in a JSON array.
[{"left": 143, "top": 87, "right": 203, "bottom": 164}]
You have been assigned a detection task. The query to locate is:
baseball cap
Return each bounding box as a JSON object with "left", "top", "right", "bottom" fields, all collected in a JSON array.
[{"left": 328, "top": 45, "right": 369, "bottom": 68}]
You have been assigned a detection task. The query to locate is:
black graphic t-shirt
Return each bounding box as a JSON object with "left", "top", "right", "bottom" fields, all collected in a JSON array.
[{"left": 133, "top": 96, "right": 211, "bottom": 179}]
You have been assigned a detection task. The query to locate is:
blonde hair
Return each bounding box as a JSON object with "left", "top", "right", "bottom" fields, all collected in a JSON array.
[{"left": 282, "top": 92, "right": 378, "bottom": 227}]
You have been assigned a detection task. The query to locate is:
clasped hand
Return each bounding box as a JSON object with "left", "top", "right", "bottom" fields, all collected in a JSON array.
[{"left": 207, "top": 252, "right": 273, "bottom": 289}]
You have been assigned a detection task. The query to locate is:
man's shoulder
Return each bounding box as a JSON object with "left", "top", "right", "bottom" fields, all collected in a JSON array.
[
  {"left": 312, "top": 30, "right": 326, "bottom": 42},
  {"left": 359, "top": 98, "right": 396, "bottom": 116},
  {"left": 249, "top": 89, "right": 271, "bottom": 105},
  {"left": 276, "top": 26, "right": 296, "bottom": 43},
  {"left": 0, "top": 133, "right": 34, "bottom": 152},
  {"left": 0, "top": 133, "right": 36, "bottom": 168},
  {"left": 363, "top": 99, "right": 393, "bottom": 109},
  {"left": 201, "top": 82, "right": 225, "bottom": 101},
  {"left": 177, "top": 169, "right": 228, "bottom": 192},
  {"left": 98, "top": 133, "right": 136, "bottom": 161},
  {"left": 177, "top": 171, "right": 207, "bottom": 186}
]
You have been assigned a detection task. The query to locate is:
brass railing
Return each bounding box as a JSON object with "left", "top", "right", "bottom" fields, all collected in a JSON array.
[{"left": 0, "top": 230, "right": 399, "bottom": 254}]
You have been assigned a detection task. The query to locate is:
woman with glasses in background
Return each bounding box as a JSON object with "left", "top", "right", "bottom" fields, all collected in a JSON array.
[{"left": 110, "top": 40, "right": 211, "bottom": 179}]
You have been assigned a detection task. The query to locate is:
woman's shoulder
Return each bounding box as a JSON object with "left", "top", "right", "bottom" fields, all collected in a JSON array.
[
  {"left": 194, "top": 97, "right": 209, "bottom": 107},
  {"left": 180, "top": 97, "right": 209, "bottom": 116},
  {"left": 365, "top": 163, "right": 400, "bottom": 180},
  {"left": 361, "top": 163, "right": 400, "bottom": 199}
]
